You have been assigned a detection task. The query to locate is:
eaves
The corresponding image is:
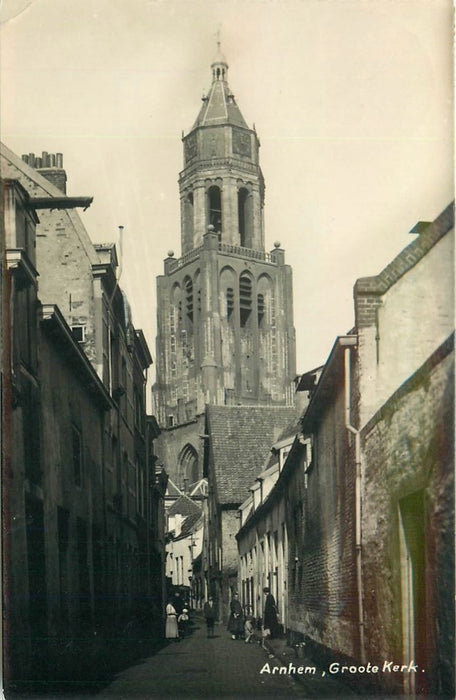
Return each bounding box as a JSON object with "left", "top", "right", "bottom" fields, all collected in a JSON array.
[{"left": 40, "top": 304, "right": 114, "bottom": 411}]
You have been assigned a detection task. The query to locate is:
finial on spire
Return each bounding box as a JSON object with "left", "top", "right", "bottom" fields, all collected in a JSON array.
[{"left": 211, "top": 26, "right": 228, "bottom": 81}]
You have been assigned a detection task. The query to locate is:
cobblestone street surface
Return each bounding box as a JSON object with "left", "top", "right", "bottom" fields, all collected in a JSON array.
[{"left": 97, "top": 615, "right": 356, "bottom": 699}]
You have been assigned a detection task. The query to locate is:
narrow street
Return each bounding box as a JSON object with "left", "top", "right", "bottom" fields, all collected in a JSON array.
[{"left": 96, "top": 615, "right": 336, "bottom": 699}]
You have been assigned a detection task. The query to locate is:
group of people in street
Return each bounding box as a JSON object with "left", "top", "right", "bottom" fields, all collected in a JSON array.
[
  {"left": 203, "top": 587, "right": 279, "bottom": 645},
  {"left": 165, "top": 591, "right": 190, "bottom": 641},
  {"left": 166, "top": 586, "right": 280, "bottom": 646}
]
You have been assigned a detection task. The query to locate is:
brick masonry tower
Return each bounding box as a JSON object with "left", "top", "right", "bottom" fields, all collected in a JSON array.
[{"left": 153, "top": 45, "right": 296, "bottom": 487}]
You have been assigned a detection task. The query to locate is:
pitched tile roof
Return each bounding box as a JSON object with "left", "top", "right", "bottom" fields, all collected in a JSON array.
[
  {"left": 180, "top": 511, "right": 203, "bottom": 537},
  {"left": 167, "top": 493, "right": 202, "bottom": 518},
  {"left": 275, "top": 416, "right": 301, "bottom": 443},
  {"left": 206, "top": 405, "right": 297, "bottom": 505}
]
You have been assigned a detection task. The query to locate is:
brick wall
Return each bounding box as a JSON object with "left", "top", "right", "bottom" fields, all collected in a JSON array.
[
  {"left": 361, "top": 337, "right": 454, "bottom": 695},
  {"left": 287, "top": 380, "right": 358, "bottom": 658}
]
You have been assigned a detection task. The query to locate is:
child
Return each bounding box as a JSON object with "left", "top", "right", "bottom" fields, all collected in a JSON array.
[
  {"left": 178, "top": 608, "right": 189, "bottom": 637},
  {"left": 244, "top": 606, "right": 255, "bottom": 643}
]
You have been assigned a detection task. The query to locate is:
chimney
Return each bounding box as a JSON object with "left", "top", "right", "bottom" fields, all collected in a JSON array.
[{"left": 22, "top": 151, "right": 67, "bottom": 194}]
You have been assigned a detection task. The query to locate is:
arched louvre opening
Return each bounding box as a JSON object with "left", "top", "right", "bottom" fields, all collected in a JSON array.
[
  {"left": 257, "top": 275, "right": 273, "bottom": 329},
  {"left": 226, "top": 287, "right": 234, "bottom": 318},
  {"left": 257, "top": 293, "right": 265, "bottom": 326},
  {"left": 208, "top": 186, "right": 222, "bottom": 234},
  {"left": 184, "top": 276, "right": 193, "bottom": 324},
  {"left": 239, "top": 274, "right": 252, "bottom": 327}
]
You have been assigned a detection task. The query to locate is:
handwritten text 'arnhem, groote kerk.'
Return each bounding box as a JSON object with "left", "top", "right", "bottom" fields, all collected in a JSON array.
[{"left": 259, "top": 660, "right": 421, "bottom": 677}]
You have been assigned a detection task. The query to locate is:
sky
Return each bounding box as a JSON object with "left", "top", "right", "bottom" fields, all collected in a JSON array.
[{"left": 1, "top": 0, "right": 453, "bottom": 379}]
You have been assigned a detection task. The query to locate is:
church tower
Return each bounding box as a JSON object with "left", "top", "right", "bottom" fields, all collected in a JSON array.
[{"left": 153, "top": 45, "right": 296, "bottom": 487}]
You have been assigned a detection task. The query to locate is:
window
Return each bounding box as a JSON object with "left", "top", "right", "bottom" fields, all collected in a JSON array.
[
  {"left": 257, "top": 294, "right": 265, "bottom": 326},
  {"left": 238, "top": 187, "right": 251, "bottom": 247},
  {"left": 226, "top": 287, "right": 234, "bottom": 318},
  {"left": 208, "top": 186, "right": 222, "bottom": 233},
  {"left": 72, "top": 424, "right": 83, "bottom": 486},
  {"left": 23, "top": 383, "right": 41, "bottom": 484},
  {"left": 167, "top": 414, "right": 175, "bottom": 428},
  {"left": 71, "top": 325, "right": 86, "bottom": 343},
  {"left": 134, "top": 387, "right": 143, "bottom": 430},
  {"left": 184, "top": 277, "right": 193, "bottom": 324},
  {"left": 179, "top": 443, "right": 199, "bottom": 486}
]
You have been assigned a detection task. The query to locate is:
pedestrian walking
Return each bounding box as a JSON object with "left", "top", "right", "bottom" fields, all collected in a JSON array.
[
  {"left": 203, "top": 596, "right": 217, "bottom": 638},
  {"left": 227, "top": 592, "right": 244, "bottom": 640},
  {"left": 263, "top": 587, "right": 279, "bottom": 638},
  {"left": 165, "top": 600, "right": 179, "bottom": 640}
]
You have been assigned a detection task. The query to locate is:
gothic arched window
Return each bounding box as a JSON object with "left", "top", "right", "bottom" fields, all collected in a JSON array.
[{"left": 179, "top": 444, "right": 199, "bottom": 488}]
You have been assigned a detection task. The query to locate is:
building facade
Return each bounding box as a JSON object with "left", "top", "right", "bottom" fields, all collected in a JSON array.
[
  {"left": 203, "top": 404, "right": 297, "bottom": 618},
  {"left": 1, "top": 147, "right": 167, "bottom": 688},
  {"left": 2, "top": 179, "right": 112, "bottom": 683},
  {"left": 165, "top": 494, "right": 204, "bottom": 605},
  {"left": 153, "top": 47, "right": 296, "bottom": 488},
  {"left": 235, "top": 204, "right": 454, "bottom": 697}
]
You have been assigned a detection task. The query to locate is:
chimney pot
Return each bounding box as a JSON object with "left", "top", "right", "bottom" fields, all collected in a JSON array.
[{"left": 56, "top": 153, "right": 63, "bottom": 168}]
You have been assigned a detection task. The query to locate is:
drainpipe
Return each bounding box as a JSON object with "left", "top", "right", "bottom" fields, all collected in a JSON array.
[{"left": 344, "top": 345, "right": 365, "bottom": 663}]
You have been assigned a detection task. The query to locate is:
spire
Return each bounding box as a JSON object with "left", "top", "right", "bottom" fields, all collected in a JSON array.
[
  {"left": 211, "top": 32, "right": 228, "bottom": 83},
  {"left": 191, "top": 37, "right": 248, "bottom": 130}
]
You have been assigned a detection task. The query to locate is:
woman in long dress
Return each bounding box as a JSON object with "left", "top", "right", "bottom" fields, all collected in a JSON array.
[{"left": 165, "top": 600, "right": 179, "bottom": 639}]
